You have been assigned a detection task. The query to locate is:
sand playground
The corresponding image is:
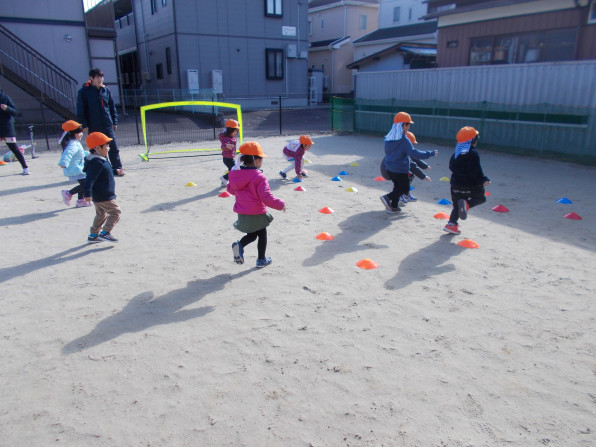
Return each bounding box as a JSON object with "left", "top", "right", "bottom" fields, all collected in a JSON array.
[{"left": 0, "top": 133, "right": 595, "bottom": 446}]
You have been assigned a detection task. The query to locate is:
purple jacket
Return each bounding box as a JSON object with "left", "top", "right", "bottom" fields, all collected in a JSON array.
[{"left": 227, "top": 167, "right": 285, "bottom": 215}]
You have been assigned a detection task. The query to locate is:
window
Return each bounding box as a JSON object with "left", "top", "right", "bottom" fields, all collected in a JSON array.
[
  {"left": 470, "top": 28, "right": 577, "bottom": 66},
  {"left": 265, "top": 0, "right": 282, "bottom": 17},
  {"left": 393, "top": 6, "right": 400, "bottom": 23},
  {"left": 359, "top": 15, "right": 367, "bottom": 30},
  {"left": 156, "top": 63, "right": 163, "bottom": 79},
  {"left": 162, "top": 0, "right": 167, "bottom": 5},
  {"left": 166, "top": 47, "right": 172, "bottom": 74},
  {"left": 589, "top": 2, "right": 596, "bottom": 24},
  {"left": 308, "top": 18, "right": 312, "bottom": 36},
  {"left": 150, "top": 0, "right": 157, "bottom": 15},
  {"left": 266, "top": 49, "right": 284, "bottom": 80}
]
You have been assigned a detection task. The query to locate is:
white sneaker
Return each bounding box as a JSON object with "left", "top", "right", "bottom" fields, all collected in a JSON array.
[
  {"left": 220, "top": 175, "right": 227, "bottom": 187},
  {"left": 22, "top": 168, "right": 30, "bottom": 175}
]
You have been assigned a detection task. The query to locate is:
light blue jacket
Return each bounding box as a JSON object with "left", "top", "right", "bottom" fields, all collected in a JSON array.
[
  {"left": 58, "top": 140, "right": 87, "bottom": 180},
  {"left": 384, "top": 135, "right": 435, "bottom": 174}
]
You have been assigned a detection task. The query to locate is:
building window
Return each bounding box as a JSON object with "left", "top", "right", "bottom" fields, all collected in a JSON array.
[
  {"left": 162, "top": 0, "right": 167, "bottom": 5},
  {"left": 308, "top": 18, "right": 312, "bottom": 36},
  {"left": 589, "top": 2, "right": 596, "bottom": 24},
  {"left": 150, "top": 0, "right": 157, "bottom": 15},
  {"left": 166, "top": 47, "right": 172, "bottom": 74},
  {"left": 266, "top": 49, "right": 284, "bottom": 80},
  {"left": 469, "top": 28, "right": 577, "bottom": 66},
  {"left": 265, "top": 0, "right": 282, "bottom": 17},
  {"left": 359, "top": 15, "right": 367, "bottom": 30},
  {"left": 156, "top": 63, "right": 163, "bottom": 79},
  {"left": 393, "top": 6, "right": 400, "bottom": 23}
]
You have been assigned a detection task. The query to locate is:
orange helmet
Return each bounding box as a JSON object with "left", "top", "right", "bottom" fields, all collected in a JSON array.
[
  {"left": 393, "top": 112, "right": 413, "bottom": 124},
  {"left": 239, "top": 141, "right": 266, "bottom": 157},
  {"left": 456, "top": 127, "right": 479, "bottom": 143},
  {"left": 406, "top": 131, "right": 417, "bottom": 144},
  {"left": 225, "top": 119, "right": 239, "bottom": 129}
]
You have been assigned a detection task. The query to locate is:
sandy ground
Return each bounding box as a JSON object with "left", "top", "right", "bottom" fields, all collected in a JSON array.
[{"left": 0, "top": 134, "right": 595, "bottom": 447}]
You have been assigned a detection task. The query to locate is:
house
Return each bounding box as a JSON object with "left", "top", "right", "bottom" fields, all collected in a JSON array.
[
  {"left": 347, "top": 0, "right": 437, "bottom": 72},
  {"left": 308, "top": 0, "right": 380, "bottom": 94},
  {"left": 114, "top": 0, "right": 309, "bottom": 97},
  {"left": 425, "top": 0, "right": 596, "bottom": 67}
]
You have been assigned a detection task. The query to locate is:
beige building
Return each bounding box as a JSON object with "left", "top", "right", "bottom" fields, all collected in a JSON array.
[{"left": 308, "top": 0, "right": 379, "bottom": 94}]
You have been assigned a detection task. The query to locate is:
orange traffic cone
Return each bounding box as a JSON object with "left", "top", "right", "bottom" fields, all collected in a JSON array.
[
  {"left": 492, "top": 204, "right": 509, "bottom": 212},
  {"left": 318, "top": 206, "right": 334, "bottom": 214},
  {"left": 218, "top": 191, "right": 231, "bottom": 197},
  {"left": 458, "top": 239, "right": 479, "bottom": 249},
  {"left": 433, "top": 212, "right": 450, "bottom": 219},
  {"left": 356, "top": 258, "right": 379, "bottom": 269},
  {"left": 374, "top": 176, "right": 386, "bottom": 181},
  {"left": 315, "top": 232, "right": 334, "bottom": 240}
]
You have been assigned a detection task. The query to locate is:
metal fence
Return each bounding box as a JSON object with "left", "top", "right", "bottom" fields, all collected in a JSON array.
[
  {"left": 10, "top": 90, "right": 333, "bottom": 154},
  {"left": 350, "top": 60, "right": 596, "bottom": 160}
]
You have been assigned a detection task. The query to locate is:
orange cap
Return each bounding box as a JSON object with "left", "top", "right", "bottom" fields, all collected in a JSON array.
[
  {"left": 406, "top": 131, "right": 417, "bottom": 144},
  {"left": 299, "top": 135, "right": 314, "bottom": 146},
  {"left": 62, "top": 120, "right": 82, "bottom": 132},
  {"left": 86, "top": 132, "right": 113, "bottom": 149},
  {"left": 239, "top": 141, "right": 267, "bottom": 158},
  {"left": 393, "top": 112, "right": 413, "bottom": 124},
  {"left": 225, "top": 119, "right": 239, "bottom": 129},
  {"left": 456, "top": 127, "right": 479, "bottom": 143}
]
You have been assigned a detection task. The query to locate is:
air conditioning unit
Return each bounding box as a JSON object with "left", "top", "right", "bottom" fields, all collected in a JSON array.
[{"left": 287, "top": 44, "right": 297, "bottom": 58}]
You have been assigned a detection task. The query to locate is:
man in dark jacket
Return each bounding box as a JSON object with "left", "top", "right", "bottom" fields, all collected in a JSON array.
[
  {"left": 77, "top": 68, "right": 124, "bottom": 176},
  {"left": 0, "top": 89, "right": 29, "bottom": 175}
]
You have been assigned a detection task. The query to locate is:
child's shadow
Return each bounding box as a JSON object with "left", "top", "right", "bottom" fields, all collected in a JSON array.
[
  {"left": 61, "top": 270, "right": 251, "bottom": 354},
  {"left": 384, "top": 236, "right": 465, "bottom": 291},
  {"left": 141, "top": 187, "right": 221, "bottom": 213},
  {"left": 303, "top": 210, "right": 406, "bottom": 267}
]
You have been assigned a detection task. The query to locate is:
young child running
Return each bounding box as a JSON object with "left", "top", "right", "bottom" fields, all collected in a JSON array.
[
  {"left": 443, "top": 126, "right": 491, "bottom": 235},
  {"left": 83, "top": 132, "right": 122, "bottom": 243},
  {"left": 403, "top": 131, "right": 432, "bottom": 203},
  {"left": 380, "top": 112, "right": 437, "bottom": 213},
  {"left": 228, "top": 142, "right": 286, "bottom": 268},
  {"left": 279, "top": 135, "right": 314, "bottom": 181},
  {"left": 58, "top": 120, "right": 91, "bottom": 208},
  {"left": 218, "top": 119, "right": 239, "bottom": 186}
]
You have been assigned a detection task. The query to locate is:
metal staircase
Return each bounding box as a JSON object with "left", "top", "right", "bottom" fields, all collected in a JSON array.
[{"left": 0, "top": 24, "right": 77, "bottom": 120}]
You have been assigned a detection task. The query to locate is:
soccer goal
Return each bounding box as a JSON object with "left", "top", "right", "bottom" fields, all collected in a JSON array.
[{"left": 138, "top": 101, "right": 243, "bottom": 161}]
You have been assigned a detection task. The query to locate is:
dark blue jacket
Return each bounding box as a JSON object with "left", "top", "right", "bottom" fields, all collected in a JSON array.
[
  {"left": 76, "top": 81, "right": 117, "bottom": 136},
  {"left": 384, "top": 135, "right": 435, "bottom": 174},
  {"left": 83, "top": 154, "right": 116, "bottom": 202},
  {"left": 0, "top": 89, "right": 18, "bottom": 137},
  {"left": 449, "top": 147, "right": 490, "bottom": 187}
]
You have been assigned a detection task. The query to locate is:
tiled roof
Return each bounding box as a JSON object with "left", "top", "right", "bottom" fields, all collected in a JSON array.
[
  {"left": 309, "top": 36, "right": 350, "bottom": 48},
  {"left": 353, "top": 20, "right": 437, "bottom": 44},
  {"left": 347, "top": 43, "right": 436, "bottom": 69}
]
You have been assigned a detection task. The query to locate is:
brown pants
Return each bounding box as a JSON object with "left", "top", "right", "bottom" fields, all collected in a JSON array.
[{"left": 90, "top": 199, "right": 121, "bottom": 234}]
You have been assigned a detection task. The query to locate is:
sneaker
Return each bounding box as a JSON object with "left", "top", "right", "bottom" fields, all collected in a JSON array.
[
  {"left": 458, "top": 199, "right": 470, "bottom": 220},
  {"left": 399, "top": 194, "right": 409, "bottom": 206},
  {"left": 443, "top": 222, "right": 461, "bottom": 235},
  {"left": 22, "top": 168, "right": 30, "bottom": 175},
  {"left": 76, "top": 199, "right": 92, "bottom": 207},
  {"left": 407, "top": 194, "right": 418, "bottom": 202},
  {"left": 61, "top": 190, "right": 72, "bottom": 206},
  {"left": 279, "top": 171, "right": 287, "bottom": 179},
  {"left": 114, "top": 169, "right": 125, "bottom": 177},
  {"left": 256, "top": 257, "right": 272, "bottom": 268},
  {"left": 301, "top": 171, "right": 309, "bottom": 177},
  {"left": 380, "top": 195, "right": 393, "bottom": 212},
  {"left": 232, "top": 241, "right": 244, "bottom": 264},
  {"left": 386, "top": 206, "right": 401, "bottom": 214},
  {"left": 220, "top": 175, "right": 227, "bottom": 187},
  {"left": 87, "top": 234, "right": 102, "bottom": 244},
  {"left": 98, "top": 231, "right": 119, "bottom": 242}
]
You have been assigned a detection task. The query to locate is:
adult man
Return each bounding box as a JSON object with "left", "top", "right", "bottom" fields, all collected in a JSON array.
[{"left": 77, "top": 68, "right": 124, "bottom": 176}]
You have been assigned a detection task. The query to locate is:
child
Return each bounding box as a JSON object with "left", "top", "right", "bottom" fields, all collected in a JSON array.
[
  {"left": 380, "top": 112, "right": 437, "bottom": 214},
  {"left": 228, "top": 142, "right": 286, "bottom": 268},
  {"left": 58, "top": 120, "right": 91, "bottom": 207},
  {"left": 443, "top": 126, "right": 491, "bottom": 235},
  {"left": 403, "top": 131, "right": 432, "bottom": 203},
  {"left": 83, "top": 132, "right": 122, "bottom": 243},
  {"left": 219, "top": 119, "right": 239, "bottom": 186},
  {"left": 0, "top": 88, "right": 29, "bottom": 175},
  {"left": 279, "top": 135, "right": 314, "bottom": 181}
]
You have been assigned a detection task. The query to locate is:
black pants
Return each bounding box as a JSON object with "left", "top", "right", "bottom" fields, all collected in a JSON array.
[
  {"left": 222, "top": 157, "right": 235, "bottom": 180},
  {"left": 6, "top": 142, "right": 28, "bottom": 169},
  {"left": 449, "top": 184, "right": 486, "bottom": 224},
  {"left": 386, "top": 171, "right": 410, "bottom": 207},
  {"left": 69, "top": 179, "right": 85, "bottom": 199},
  {"left": 240, "top": 228, "right": 267, "bottom": 259},
  {"left": 108, "top": 139, "right": 122, "bottom": 172}
]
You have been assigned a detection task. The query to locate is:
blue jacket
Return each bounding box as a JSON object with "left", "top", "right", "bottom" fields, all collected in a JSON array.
[
  {"left": 449, "top": 147, "right": 490, "bottom": 187},
  {"left": 384, "top": 135, "right": 435, "bottom": 174},
  {"left": 76, "top": 81, "right": 117, "bottom": 136},
  {"left": 58, "top": 139, "right": 87, "bottom": 180},
  {"left": 83, "top": 154, "right": 116, "bottom": 202}
]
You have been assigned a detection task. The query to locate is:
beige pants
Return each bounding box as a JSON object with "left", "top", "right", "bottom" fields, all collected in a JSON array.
[{"left": 90, "top": 199, "right": 121, "bottom": 234}]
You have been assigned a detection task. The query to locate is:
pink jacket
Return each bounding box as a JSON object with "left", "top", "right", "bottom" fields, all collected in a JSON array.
[{"left": 227, "top": 167, "right": 285, "bottom": 215}]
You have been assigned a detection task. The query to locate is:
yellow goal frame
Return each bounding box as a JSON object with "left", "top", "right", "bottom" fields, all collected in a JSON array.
[{"left": 138, "top": 101, "right": 243, "bottom": 161}]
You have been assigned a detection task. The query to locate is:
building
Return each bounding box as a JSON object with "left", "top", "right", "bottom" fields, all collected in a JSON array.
[
  {"left": 307, "top": 0, "right": 380, "bottom": 94},
  {"left": 425, "top": 0, "right": 596, "bottom": 67},
  {"left": 114, "top": 0, "right": 309, "bottom": 97}
]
